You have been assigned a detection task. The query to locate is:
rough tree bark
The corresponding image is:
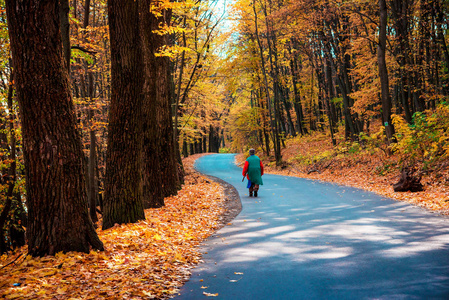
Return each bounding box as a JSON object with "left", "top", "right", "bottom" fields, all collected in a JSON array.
[
  {"left": 103, "top": 0, "right": 146, "bottom": 229},
  {"left": 151, "top": 5, "right": 180, "bottom": 198},
  {"left": 5, "top": 0, "right": 104, "bottom": 256},
  {"left": 138, "top": 0, "right": 165, "bottom": 208},
  {"left": 59, "top": 0, "right": 71, "bottom": 70},
  {"left": 174, "top": 16, "right": 187, "bottom": 171}
]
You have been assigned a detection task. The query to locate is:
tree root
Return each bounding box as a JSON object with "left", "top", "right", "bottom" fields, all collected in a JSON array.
[{"left": 393, "top": 167, "right": 424, "bottom": 192}]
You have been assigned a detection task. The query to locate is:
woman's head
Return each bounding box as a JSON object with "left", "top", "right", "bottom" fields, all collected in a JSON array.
[{"left": 249, "top": 148, "right": 255, "bottom": 155}]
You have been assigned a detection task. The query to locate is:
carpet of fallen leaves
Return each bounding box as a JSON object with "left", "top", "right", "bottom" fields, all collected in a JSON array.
[
  {"left": 0, "top": 154, "right": 225, "bottom": 299},
  {"left": 237, "top": 134, "right": 449, "bottom": 214}
]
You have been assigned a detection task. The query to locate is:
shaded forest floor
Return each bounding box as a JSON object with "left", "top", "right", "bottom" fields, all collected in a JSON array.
[
  {"left": 0, "top": 154, "right": 227, "bottom": 300},
  {"left": 236, "top": 132, "right": 449, "bottom": 215}
]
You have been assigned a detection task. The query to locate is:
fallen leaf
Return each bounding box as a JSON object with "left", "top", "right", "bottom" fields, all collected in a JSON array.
[
  {"left": 56, "top": 287, "right": 68, "bottom": 294},
  {"left": 0, "top": 154, "right": 227, "bottom": 300}
]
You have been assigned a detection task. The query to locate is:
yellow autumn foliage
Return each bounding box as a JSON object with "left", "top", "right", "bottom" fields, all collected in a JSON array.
[{"left": 392, "top": 103, "right": 449, "bottom": 167}]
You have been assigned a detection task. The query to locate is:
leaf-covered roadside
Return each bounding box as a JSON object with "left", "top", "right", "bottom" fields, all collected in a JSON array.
[
  {"left": 0, "top": 154, "right": 224, "bottom": 299},
  {"left": 237, "top": 129, "right": 449, "bottom": 214}
]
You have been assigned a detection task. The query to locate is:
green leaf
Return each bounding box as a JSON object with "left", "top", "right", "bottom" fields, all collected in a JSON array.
[{"left": 71, "top": 48, "right": 94, "bottom": 65}]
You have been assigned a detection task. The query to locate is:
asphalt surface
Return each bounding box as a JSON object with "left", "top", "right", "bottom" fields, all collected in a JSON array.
[{"left": 176, "top": 154, "right": 449, "bottom": 299}]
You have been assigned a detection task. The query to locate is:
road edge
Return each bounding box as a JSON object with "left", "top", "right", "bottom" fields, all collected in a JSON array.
[{"left": 192, "top": 155, "right": 243, "bottom": 229}]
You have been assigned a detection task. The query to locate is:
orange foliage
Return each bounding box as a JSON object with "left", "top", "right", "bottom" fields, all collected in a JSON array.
[
  {"left": 237, "top": 131, "right": 449, "bottom": 214},
  {"left": 0, "top": 154, "right": 225, "bottom": 299}
]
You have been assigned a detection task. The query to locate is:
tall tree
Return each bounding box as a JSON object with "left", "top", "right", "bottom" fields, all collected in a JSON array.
[
  {"left": 81, "top": 0, "right": 99, "bottom": 223},
  {"left": 252, "top": 0, "right": 281, "bottom": 163},
  {"left": 378, "top": 0, "right": 395, "bottom": 142},
  {"left": 139, "top": 0, "right": 165, "bottom": 208},
  {"left": 103, "top": 0, "right": 146, "bottom": 229},
  {"left": 146, "top": 2, "right": 180, "bottom": 199},
  {"left": 59, "top": 0, "right": 70, "bottom": 70},
  {"left": 5, "top": 0, "right": 104, "bottom": 256},
  {"left": 390, "top": 0, "right": 413, "bottom": 122}
]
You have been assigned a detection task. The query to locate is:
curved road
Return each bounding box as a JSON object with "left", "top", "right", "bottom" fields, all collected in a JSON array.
[{"left": 177, "top": 154, "right": 449, "bottom": 299}]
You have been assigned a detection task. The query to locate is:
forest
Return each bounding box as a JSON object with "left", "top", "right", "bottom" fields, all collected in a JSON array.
[{"left": 1, "top": 0, "right": 449, "bottom": 298}]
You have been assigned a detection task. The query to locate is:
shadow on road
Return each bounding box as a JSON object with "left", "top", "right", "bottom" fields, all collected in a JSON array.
[{"left": 177, "top": 154, "right": 449, "bottom": 299}]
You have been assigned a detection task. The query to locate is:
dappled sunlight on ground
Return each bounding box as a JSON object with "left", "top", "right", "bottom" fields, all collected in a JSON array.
[
  {"left": 207, "top": 204, "right": 449, "bottom": 267},
  {"left": 177, "top": 154, "right": 449, "bottom": 299}
]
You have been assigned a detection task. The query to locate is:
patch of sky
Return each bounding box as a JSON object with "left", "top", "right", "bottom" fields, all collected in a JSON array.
[{"left": 210, "top": 0, "right": 239, "bottom": 58}]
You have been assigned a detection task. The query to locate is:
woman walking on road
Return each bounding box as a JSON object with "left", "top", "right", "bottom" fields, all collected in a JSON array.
[{"left": 242, "top": 148, "right": 264, "bottom": 197}]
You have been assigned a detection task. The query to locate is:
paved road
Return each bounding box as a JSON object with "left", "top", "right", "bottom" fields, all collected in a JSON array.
[{"left": 177, "top": 154, "right": 449, "bottom": 299}]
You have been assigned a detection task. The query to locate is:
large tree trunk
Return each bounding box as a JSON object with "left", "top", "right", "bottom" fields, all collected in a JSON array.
[
  {"left": 151, "top": 5, "right": 180, "bottom": 198},
  {"left": 59, "top": 0, "right": 70, "bottom": 71},
  {"left": 6, "top": 0, "right": 104, "bottom": 256},
  {"left": 83, "top": 0, "right": 98, "bottom": 224},
  {"left": 139, "top": 0, "right": 163, "bottom": 208},
  {"left": 103, "top": 0, "right": 146, "bottom": 229},
  {"left": 378, "top": 0, "right": 395, "bottom": 143},
  {"left": 174, "top": 17, "right": 187, "bottom": 179}
]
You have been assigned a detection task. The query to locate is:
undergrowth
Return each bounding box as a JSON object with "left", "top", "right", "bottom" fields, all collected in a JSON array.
[{"left": 277, "top": 104, "right": 448, "bottom": 183}]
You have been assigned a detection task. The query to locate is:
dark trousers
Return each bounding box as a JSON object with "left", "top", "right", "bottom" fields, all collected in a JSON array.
[{"left": 249, "top": 183, "right": 259, "bottom": 193}]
